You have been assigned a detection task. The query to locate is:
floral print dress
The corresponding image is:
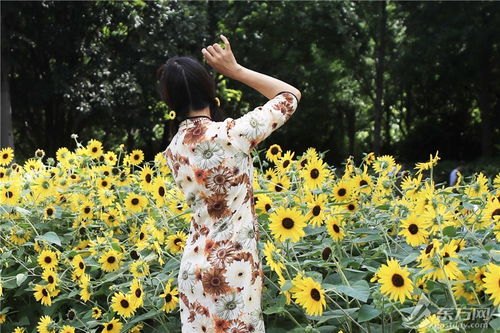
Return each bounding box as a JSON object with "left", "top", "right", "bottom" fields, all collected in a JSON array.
[{"left": 164, "top": 92, "right": 298, "bottom": 333}]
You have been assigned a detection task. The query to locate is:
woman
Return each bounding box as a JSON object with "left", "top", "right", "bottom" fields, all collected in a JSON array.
[{"left": 158, "top": 35, "right": 301, "bottom": 332}]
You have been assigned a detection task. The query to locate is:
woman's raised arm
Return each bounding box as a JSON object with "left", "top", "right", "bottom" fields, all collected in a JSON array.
[{"left": 202, "top": 35, "right": 301, "bottom": 102}]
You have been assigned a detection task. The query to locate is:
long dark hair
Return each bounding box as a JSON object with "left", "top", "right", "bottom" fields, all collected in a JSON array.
[{"left": 156, "top": 56, "right": 225, "bottom": 138}]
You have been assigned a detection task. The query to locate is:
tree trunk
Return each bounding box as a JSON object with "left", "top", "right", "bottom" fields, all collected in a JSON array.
[
  {"left": 1, "top": 13, "right": 14, "bottom": 150},
  {"left": 373, "top": 1, "right": 387, "bottom": 154}
]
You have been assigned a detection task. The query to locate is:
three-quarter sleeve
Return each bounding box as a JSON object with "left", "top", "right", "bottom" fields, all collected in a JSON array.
[{"left": 226, "top": 92, "right": 299, "bottom": 154}]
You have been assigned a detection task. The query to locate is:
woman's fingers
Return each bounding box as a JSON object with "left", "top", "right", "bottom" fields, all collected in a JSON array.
[
  {"left": 212, "top": 43, "right": 224, "bottom": 54},
  {"left": 201, "top": 48, "right": 214, "bottom": 64},
  {"left": 220, "top": 34, "right": 231, "bottom": 51}
]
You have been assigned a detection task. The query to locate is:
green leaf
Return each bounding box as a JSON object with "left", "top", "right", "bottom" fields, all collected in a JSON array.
[
  {"left": 37, "top": 231, "right": 61, "bottom": 246},
  {"left": 358, "top": 304, "right": 381, "bottom": 322},
  {"left": 263, "top": 304, "right": 285, "bottom": 315},
  {"left": 16, "top": 273, "right": 27, "bottom": 286},
  {"left": 442, "top": 226, "right": 457, "bottom": 237},
  {"left": 490, "top": 318, "right": 500, "bottom": 330},
  {"left": 280, "top": 280, "right": 293, "bottom": 292},
  {"left": 335, "top": 280, "right": 370, "bottom": 302},
  {"left": 400, "top": 252, "right": 419, "bottom": 265}
]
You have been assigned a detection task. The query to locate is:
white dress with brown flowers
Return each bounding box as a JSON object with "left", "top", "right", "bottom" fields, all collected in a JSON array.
[{"left": 164, "top": 92, "right": 298, "bottom": 333}]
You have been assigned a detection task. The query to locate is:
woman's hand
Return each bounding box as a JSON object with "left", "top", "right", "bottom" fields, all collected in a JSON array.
[{"left": 202, "top": 35, "right": 242, "bottom": 79}]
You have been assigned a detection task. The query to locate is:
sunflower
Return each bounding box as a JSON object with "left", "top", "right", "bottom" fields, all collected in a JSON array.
[
  {"left": 452, "top": 281, "right": 477, "bottom": 303},
  {"left": 37, "top": 315, "right": 56, "bottom": 333},
  {"left": 124, "top": 192, "right": 147, "bottom": 214},
  {"left": 128, "top": 149, "right": 144, "bottom": 166},
  {"left": 10, "top": 226, "right": 31, "bottom": 245},
  {"left": 13, "top": 327, "right": 26, "bottom": 333},
  {"left": 101, "top": 208, "right": 124, "bottom": 228},
  {"left": 255, "top": 193, "right": 273, "bottom": 214},
  {"left": 0, "top": 147, "right": 14, "bottom": 166},
  {"left": 43, "top": 206, "right": 56, "bottom": 220},
  {"left": 331, "top": 179, "right": 353, "bottom": 202},
  {"left": 0, "top": 313, "right": 5, "bottom": 324},
  {"left": 59, "top": 325, "right": 75, "bottom": 333},
  {"left": 305, "top": 193, "right": 328, "bottom": 227},
  {"left": 297, "top": 147, "right": 320, "bottom": 170},
  {"left": 269, "top": 206, "right": 307, "bottom": 243},
  {"left": 80, "top": 279, "right": 92, "bottom": 302},
  {"left": 269, "top": 174, "right": 291, "bottom": 193},
  {"left": 480, "top": 198, "right": 500, "bottom": 229},
  {"left": 130, "top": 278, "right": 144, "bottom": 307},
  {"left": 352, "top": 172, "right": 373, "bottom": 195},
  {"left": 299, "top": 157, "right": 329, "bottom": 190},
  {"left": 471, "top": 266, "right": 487, "bottom": 291},
  {"left": 398, "top": 214, "right": 431, "bottom": 246},
  {"left": 139, "top": 165, "right": 155, "bottom": 191},
  {"left": 91, "top": 307, "right": 102, "bottom": 320},
  {"left": 377, "top": 259, "right": 414, "bottom": 303},
  {"left": 79, "top": 199, "right": 94, "bottom": 219},
  {"left": 325, "top": 216, "right": 345, "bottom": 242},
  {"left": 71, "top": 254, "right": 86, "bottom": 274},
  {"left": 151, "top": 178, "right": 167, "bottom": 206},
  {"left": 464, "top": 172, "right": 489, "bottom": 198},
  {"left": 104, "top": 151, "right": 118, "bottom": 166},
  {"left": 417, "top": 314, "right": 443, "bottom": 333},
  {"left": 275, "top": 150, "right": 295, "bottom": 173},
  {"left": 38, "top": 250, "right": 58, "bottom": 271},
  {"left": 166, "top": 231, "right": 188, "bottom": 254},
  {"left": 111, "top": 292, "right": 137, "bottom": 318},
  {"left": 266, "top": 144, "right": 283, "bottom": 164},
  {"left": 34, "top": 284, "right": 56, "bottom": 306},
  {"left": 483, "top": 263, "right": 500, "bottom": 306},
  {"left": 291, "top": 276, "right": 327, "bottom": 316},
  {"left": 1, "top": 183, "right": 21, "bottom": 206},
  {"left": 86, "top": 139, "right": 103, "bottom": 159},
  {"left": 24, "top": 158, "right": 44, "bottom": 172},
  {"left": 130, "top": 260, "right": 150, "bottom": 278},
  {"left": 42, "top": 269, "right": 59, "bottom": 291},
  {"left": 98, "top": 249, "right": 123, "bottom": 272},
  {"left": 372, "top": 155, "right": 396, "bottom": 175},
  {"left": 414, "top": 151, "right": 440, "bottom": 175},
  {"left": 101, "top": 318, "right": 123, "bottom": 333},
  {"left": 263, "top": 241, "right": 286, "bottom": 276},
  {"left": 160, "top": 279, "right": 179, "bottom": 313}
]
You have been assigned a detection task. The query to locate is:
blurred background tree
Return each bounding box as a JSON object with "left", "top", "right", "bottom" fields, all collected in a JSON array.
[{"left": 2, "top": 0, "right": 499, "bottom": 174}]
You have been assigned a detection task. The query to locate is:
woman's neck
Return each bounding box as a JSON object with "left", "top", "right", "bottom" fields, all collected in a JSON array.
[{"left": 188, "top": 106, "right": 211, "bottom": 118}]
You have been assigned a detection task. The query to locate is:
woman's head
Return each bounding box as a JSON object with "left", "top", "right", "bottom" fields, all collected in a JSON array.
[{"left": 157, "top": 56, "right": 224, "bottom": 137}]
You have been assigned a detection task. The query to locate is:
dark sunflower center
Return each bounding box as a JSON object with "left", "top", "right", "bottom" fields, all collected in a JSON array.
[
  {"left": 5, "top": 191, "right": 13, "bottom": 198},
  {"left": 158, "top": 186, "right": 165, "bottom": 196},
  {"left": 133, "top": 154, "right": 140, "bottom": 160},
  {"left": 492, "top": 208, "right": 500, "bottom": 219},
  {"left": 92, "top": 147, "right": 98, "bottom": 153},
  {"left": 135, "top": 288, "right": 142, "bottom": 298},
  {"left": 131, "top": 198, "right": 139, "bottom": 205},
  {"left": 102, "top": 180, "right": 108, "bottom": 187},
  {"left": 312, "top": 205, "right": 321, "bottom": 216},
  {"left": 443, "top": 252, "right": 450, "bottom": 265},
  {"left": 165, "top": 293, "right": 172, "bottom": 302},
  {"left": 282, "top": 218, "right": 294, "bottom": 229},
  {"left": 107, "top": 323, "right": 114, "bottom": 330},
  {"left": 360, "top": 180, "right": 368, "bottom": 186},
  {"left": 265, "top": 204, "right": 271, "bottom": 212},
  {"left": 338, "top": 188, "right": 346, "bottom": 196},
  {"left": 145, "top": 174, "right": 152, "bottom": 183},
  {"left": 48, "top": 276, "right": 54, "bottom": 283},
  {"left": 107, "top": 256, "right": 116, "bottom": 264},
  {"left": 139, "top": 232, "right": 145, "bottom": 240},
  {"left": 275, "top": 183, "right": 283, "bottom": 192},
  {"left": 44, "top": 256, "right": 52, "bottom": 264},
  {"left": 408, "top": 224, "right": 419, "bottom": 235},
  {"left": 283, "top": 160, "right": 290, "bottom": 168},
  {"left": 46, "top": 208, "right": 54, "bottom": 216},
  {"left": 2, "top": 153, "right": 8, "bottom": 159},
  {"left": 271, "top": 147, "right": 279, "bottom": 155},
  {"left": 310, "top": 288, "right": 321, "bottom": 301},
  {"left": 310, "top": 168, "right": 319, "bottom": 179},
  {"left": 425, "top": 243, "right": 434, "bottom": 254},
  {"left": 300, "top": 159, "right": 308, "bottom": 168},
  {"left": 333, "top": 224, "right": 340, "bottom": 233},
  {"left": 79, "top": 262, "right": 84, "bottom": 269},
  {"left": 42, "top": 288, "right": 48, "bottom": 296},
  {"left": 174, "top": 238, "right": 182, "bottom": 246},
  {"left": 84, "top": 207, "right": 91, "bottom": 214},
  {"left": 120, "top": 299, "right": 129, "bottom": 308},
  {"left": 347, "top": 204, "right": 355, "bottom": 211},
  {"left": 392, "top": 274, "right": 404, "bottom": 287}
]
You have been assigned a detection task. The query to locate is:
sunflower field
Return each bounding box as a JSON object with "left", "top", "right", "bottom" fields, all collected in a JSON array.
[{"left": 0, "top": 138, "right": 499, "bottom": 333}]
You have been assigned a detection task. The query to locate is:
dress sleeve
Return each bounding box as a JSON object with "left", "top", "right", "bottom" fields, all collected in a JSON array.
[{"left": 226, "top": 91, "right": 299, "bottom": 154}]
